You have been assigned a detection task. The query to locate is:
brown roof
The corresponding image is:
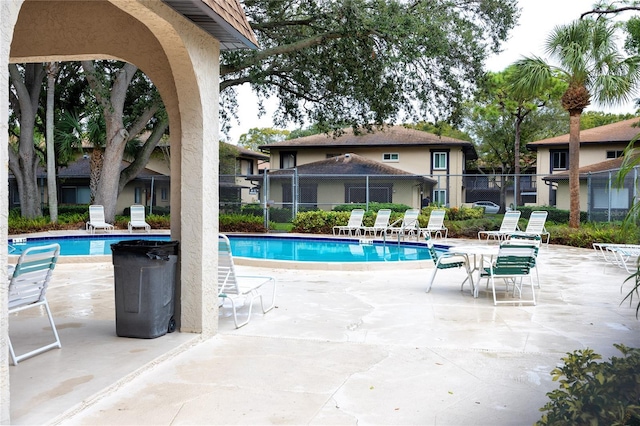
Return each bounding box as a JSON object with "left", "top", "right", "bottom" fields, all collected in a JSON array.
[
  {"left": 260, "top": 125, "right": 477, "bottom": 160},
  {"left": 527, "top": 117, "right": 640, "bottom": 149},
  {"left": 163, "top": 0, "right": 258, "bottom": 50},
  {"left": 221, "top": 142, "right": 269, "bottom": 160},
  {"left": 270, "top": 153, "right": 437, "bottom": 183}
]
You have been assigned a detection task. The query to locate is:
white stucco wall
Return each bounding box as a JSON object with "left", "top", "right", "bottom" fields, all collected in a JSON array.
[
  {"left": 3, "top": 0, "right": 224, "bottom": 421},
  {"left": 1, "top": 3, "right": 21, "bottom": 423}
]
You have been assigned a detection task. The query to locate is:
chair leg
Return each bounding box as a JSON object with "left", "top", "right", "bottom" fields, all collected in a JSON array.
[
  {"left": 9, "top": 300, "right": 62, "bottom": 365},
  {"left": 426, "top": 268, "right": 438, "bottom": 293}
]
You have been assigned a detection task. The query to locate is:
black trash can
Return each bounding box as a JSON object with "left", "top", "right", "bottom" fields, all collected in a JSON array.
[{"left": 111, "top": 240, "right": 179, "bottom": 338}]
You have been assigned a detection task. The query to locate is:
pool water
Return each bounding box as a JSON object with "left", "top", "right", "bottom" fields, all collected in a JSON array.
[
  {"left": 9, "top": 235, "right": 171, "bottom": 256},
  {"left": 226, "top": 236, "right": 433, "bottom": 262},
  {"left": 9, "top": 234, "right": 435, "bottom": 262}
]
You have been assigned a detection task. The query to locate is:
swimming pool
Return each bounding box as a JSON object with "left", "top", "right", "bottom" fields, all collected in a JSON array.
[{"left": 8, "top": 234, "right": 436, "bottom": 263}]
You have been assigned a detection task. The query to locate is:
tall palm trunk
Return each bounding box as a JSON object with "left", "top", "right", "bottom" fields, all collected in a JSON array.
[
  {"left": 46, "top": 62, "right": 59, "bottom": 223},
  {"left": 568, "top": 112, "right": 581, "bottom": 228}
]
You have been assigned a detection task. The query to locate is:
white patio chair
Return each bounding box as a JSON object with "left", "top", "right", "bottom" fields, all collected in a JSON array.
[
  {"left": 8, "top": 243, "right": 62, "bottom": 365},
  {"left": 421, "top": 209, "right": 448, "bottom": 239},
  {"left": 478, "top": 243, "right": 537, "bottom": 305},
  {"left": 128, "top": 204, "right": 151, "bottom": 233},
  {"left": 360, "top": 209, "right": 391, "bottom": 237},
  {"left": 333, "top": 209, "right": 365, "bottom": 236},
  {"left": 387, "top": 209, "right": 420, "bottom": 240},
  {"left": 218, "top": 234, "right": 276, "bottom": 328},
  {"left": 510, "top": 211, "right": 549, "bottom": 244},
  {"left": 86, "top": 205, "right": 114, "bottom": 234},
  {"left": 477, "top": 210, "right": 521, "bottom": 241},
  {"left": 503, "top": 234, "right": 542, "bottom": 288},
  {"left": 424, "top": 235, "right": 474, "bottom": 295}
]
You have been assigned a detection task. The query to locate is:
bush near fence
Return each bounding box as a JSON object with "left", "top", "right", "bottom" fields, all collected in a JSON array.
[{"left": 516, "top": 206, "right": 588, "bottom": 223}]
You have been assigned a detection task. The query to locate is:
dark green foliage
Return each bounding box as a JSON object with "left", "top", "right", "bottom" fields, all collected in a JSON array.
[
  {"left": 221, "top": 0, "right": 518, "bottom": 132},
  {"left": 431, "top": 205, "right": 484, "bottom": 221},
  {"left": 241, "top": 203, "right": 264, "bottom": 217},
  {"left": 219, "top": 214, "right": 268, "bottom": 233},
  {"left": 292, "top": 211, "right": 345, "bottom": 234},
  {"left": 516, "top": 206, "right": 588, "bottom": 223},
  {"left": 268, "top": 207, "right": 293, "bottom": 223},
  {"left": 537, "top": 344, "right": 640, "bottom": 425}
]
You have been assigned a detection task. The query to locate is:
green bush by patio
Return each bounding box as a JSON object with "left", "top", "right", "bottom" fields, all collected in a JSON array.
[{"left": 537, "top": 344, "right": 640, "bottom": 425}]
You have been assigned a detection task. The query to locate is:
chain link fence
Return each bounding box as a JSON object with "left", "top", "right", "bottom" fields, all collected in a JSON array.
[{"left": 220, "top": 167, "right": 640, "bottom": 224}]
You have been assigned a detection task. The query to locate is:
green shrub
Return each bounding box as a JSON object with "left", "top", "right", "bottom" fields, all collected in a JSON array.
[
  {"left": 268, "top": 207, "right": 293, "bottom": 222},
  {"left": 219, "top": 214, "right": 268, "bottom": 232},
  {"left": 241, "top": 203, "right": 264, "bottom": 217},
  {"left": 537, "top": 344, "right": 640, "bottom": 425},
  {"left": 516, "top": 206, "right": 588, "bottom": 223},
  {"left": 292, "top": 210, "right": 343, "bottom": 234}
]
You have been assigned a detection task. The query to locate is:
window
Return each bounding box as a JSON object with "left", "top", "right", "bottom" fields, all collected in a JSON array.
[
  {"left": 382, "top": 153, "right": 399, "bottom": 162},
  {"left": 432, "top": 189, "right": 447, "bottom": 205},
  {"left": 606, "top": 150, "right": 624, "bottom": 159},
  {"left": 161, "top": 187, "right": 168, "bottom": 201},
  {"left": 432, "top": 152, "right": 447, "bottom": 170},
  {"left": 593, "top": 187, "right": 629, "bottom": 209},
  {"left": 280, "top": 151, "right": 297, "bottom": 169},
  {"left": 345, "top": 183, "right": 393, "bottom": 203},
  {"left": 60, "top": 186, "right": 91, "bottom": 204},
  {"left": 237, "top": 159, "right": 254, "bottom": 175},
  {"left": 135, "top": 187, "right": 142, "bottom": 204},
  {"left": 551, "top": 151, "right": 568, "bottom": 170}
]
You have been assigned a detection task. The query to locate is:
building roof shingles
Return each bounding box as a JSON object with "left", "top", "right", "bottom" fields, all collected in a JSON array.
[
  {"left": 271, "top": 153, "right": 436, "bottom": 183},
  {"left": 528, "top": 117, "right": 640, "bottom": 149}
]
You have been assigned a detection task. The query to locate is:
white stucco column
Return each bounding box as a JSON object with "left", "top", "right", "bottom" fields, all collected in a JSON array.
[
  {"left": 1, "top": 2, "right": 21, "bottom": 423},
  {"left": 173, "top": 32, "right": 220, "bottom": 337}
]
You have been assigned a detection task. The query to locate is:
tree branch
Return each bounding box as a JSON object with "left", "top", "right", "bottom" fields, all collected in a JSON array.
[
  {"left": 220, "top": 31, "right": 344, "bottom": 76},
  {"left": 581, "top": 6, "right": 640, "bottom": 19}
]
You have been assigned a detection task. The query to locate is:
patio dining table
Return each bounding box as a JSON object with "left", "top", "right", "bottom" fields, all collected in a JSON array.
[{"left": 447, "top": 245, "right": 500, "bottom": 298}]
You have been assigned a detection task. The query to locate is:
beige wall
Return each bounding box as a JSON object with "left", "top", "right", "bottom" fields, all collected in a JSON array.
[
  {"left": 3, "top": 1, "right": 224, "bottom": 421},
  {"left": 270, "top": 145, "right": 467, "bottom": 208},
  {"left": 534, "top": 143, "right": 630, "bottom": 210}
]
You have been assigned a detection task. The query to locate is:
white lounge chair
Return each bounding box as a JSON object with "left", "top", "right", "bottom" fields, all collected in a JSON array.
[
  {"left": 510, "top": 211, "right": 549, "bottom": 244},
  {"left": 477, "top": 210, "right": 521, "bottom": 241},
  {"left": 218, "top": 234, "right": 276, "bottom": 328},
  {"left": 387, "top": 209, "right": 420, "bottom": 240},
  {"left": 8, "top": 243, "right": 62, "bottom": 365},
  {"left": 361, "top": 209, "right": 391, "bottom": 237},
  {"left": 128, "top": 204, "right": 151, "bottom": 233},
  {"left": 333, "top": 209, "right": 365, "bottom": 236},
  {"left": 421, "top": 209, "right": 448, "bottom": 239},
  {"left": 86, "top": 205, "right": 114, "bottom": 234}
]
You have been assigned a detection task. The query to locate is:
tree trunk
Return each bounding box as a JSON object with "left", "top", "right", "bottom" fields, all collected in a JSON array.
[
  {"left": 568, "top": 112, "right": 581, "bottom": 228},
  {"left": 7, "top": 63, "right": 46, "bottom": 218},
  {"left": 89, "top": 148, "right": 104, "bottom": 203},
  {"left": 94, "top": 124, "right": 128, "bottom": 221},
  {"left": 514, "top": 117, "right": 521, "bottom": 207},
  {"left": 46, "top": 62, "right": 59, "bottom": 223},
  {"left": 82, "top": 61, "right": 137, "bottom": 222}
]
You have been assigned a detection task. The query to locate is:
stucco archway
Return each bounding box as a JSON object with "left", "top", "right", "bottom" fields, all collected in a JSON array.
[{"left": 1, "top": 0, "right": 237, "bottom": 422}]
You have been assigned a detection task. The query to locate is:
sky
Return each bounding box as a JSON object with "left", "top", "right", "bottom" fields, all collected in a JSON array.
[{"left": 223, "top": 0, "right": 638, "bottom": 143}]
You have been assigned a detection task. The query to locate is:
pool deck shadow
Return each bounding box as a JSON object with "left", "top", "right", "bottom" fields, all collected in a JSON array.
[{"left": 7, "top": 234, "right": 640, "bottom": 425}]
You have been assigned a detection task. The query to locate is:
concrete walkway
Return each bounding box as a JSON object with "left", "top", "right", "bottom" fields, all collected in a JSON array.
[{"left": 8, "top": 240, "right": 640, "bottom": 425}]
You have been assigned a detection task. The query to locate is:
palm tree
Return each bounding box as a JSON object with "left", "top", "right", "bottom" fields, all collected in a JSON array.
[{"left": 510, "top": 17, "right": 640, "bottom": 228}]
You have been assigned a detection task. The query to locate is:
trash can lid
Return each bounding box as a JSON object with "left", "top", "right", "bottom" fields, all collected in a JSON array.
[{"left": 111, "top": 240, "right": 179, "bottom": 259}]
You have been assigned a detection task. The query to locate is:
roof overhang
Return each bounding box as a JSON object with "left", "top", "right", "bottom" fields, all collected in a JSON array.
[{"left": 162, "top": 0, "right": 258, "bottom": 50}]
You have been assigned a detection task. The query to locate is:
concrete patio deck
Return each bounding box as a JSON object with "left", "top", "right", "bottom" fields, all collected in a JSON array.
[{"left": 8, "top": 238, "right": 640, "bottom": 425}]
